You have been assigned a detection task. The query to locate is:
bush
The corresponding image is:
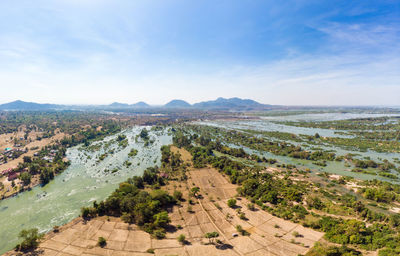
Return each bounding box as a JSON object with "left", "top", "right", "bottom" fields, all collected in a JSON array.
[
  {"left": 81, "top": 207, "right": 97, "bottom": 219},
  {"left": 247, "top": 203, "right": 255, "bottom": 211},
  {"left": 205, "top": 231, "right": 219, "bottom": 244},
  {"left": 16, "top": 228, "right": 44, "bottom": 251},
  {"left": 97, "top": 237, "right": 107, "bottom": 247},
  {"left": 227, "top": 198, "right": 237, "bottom": 208},
  {"left": 19, "top": 172, "right": 31, "bottom": 186},
  {"left": 177, "top": 234, "right": 186, "bottom": 244},
  {"left": 153, "top": 211, "right": 170, "bottom": 228},
  {"left": 292, "top": 231, "right": 302, "bottom": 237},
  {"left": 173, "top": 190, "right": 183, "bottom": 201},
  {"left": 153, "top": 229, "right": 166, "bottom": 239},
  {"left": 235, "top": 225, "right": 249, "bottom": 236}
]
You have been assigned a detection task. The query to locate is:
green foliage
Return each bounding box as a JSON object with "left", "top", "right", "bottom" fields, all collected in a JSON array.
[
  {"left": 191, "top": 187, "right": 200, "bottom": 197},
  {"left": 153, "top": 229, "right": 166, "bottom": 239},
  {"left": 227, "top": 198, "right": 237, "bottom": 208},
  {"left": 204, "top": 231, "right": 219, "bottom": 243},
  {"left": 247, "top": 203, "right": 255, "bottom": 211},
  {"left": 97, "top": 237, "right": 106, "bottom": 247},
  {"left": 235, "top": 225, "right": 249, "bottom": 236},
  {"left": 16, "top": 228, "right": 43, "bottom": 251},
  {"left": 85, "top": 168, "right": 174, "bottom": 236},
  {"left": 128, "top": 148, "right": 138, "bottom": 157},
  {"left": 39, "top": 168, "right": 54, "bottom": 185},
  {"left": 173, "top": 190, "right": 183, "bottom": 201},
  {"left": 153, "top": 211, "right": 170, "bottom": 228},
  {"left": 139, "top": 128, "right": 149, "bottom": 140},
  {"left": 19, "top": 172, "right": 31, "bottom": 186},
  {"left": 306, "top": 242, "right": 361, "bottom": 256},
  {"left": 177, "top": 234, "right": 186, "bottom": 244}
]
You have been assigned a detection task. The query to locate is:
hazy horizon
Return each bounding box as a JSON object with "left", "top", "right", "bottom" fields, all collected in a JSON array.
[
  {"left": 1, "top": 98, "right": 400, "bottom": 108},
  {"left": 0, "top": 1, "right": 399, "bottom": 105}
]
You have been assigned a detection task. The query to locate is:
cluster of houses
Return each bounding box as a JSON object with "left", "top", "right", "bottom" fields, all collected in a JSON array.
[
  {"left": 0, "top": 147, "right": 27, "bottom": 165},
  {"left": 0, "top": 145, "right": 59, "bottom": 183},
  {"left": 38, "top": 149, "right": 58, "bottom": 162},
  {"left": 1, "top": 167, "right": 28, "bottom": 181}
]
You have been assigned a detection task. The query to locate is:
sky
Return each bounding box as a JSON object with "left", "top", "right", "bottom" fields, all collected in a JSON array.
[{"left": 0, "top": 0, "right": 399, "bottom": 106}]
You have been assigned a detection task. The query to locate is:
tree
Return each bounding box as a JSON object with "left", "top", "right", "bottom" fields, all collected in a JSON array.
[
  {"left": 40, "top": 169, "right": 54, "bottom": 185},
  {"left": 173, "top": 190, "right": 183, "bottom": 201},
  {"left": 153, "top": 211, "right": 170, "bottom": 228},
  {"left": 177, "top": 234, "right": 186, "bottom": 244},
  {"left": 23, "top": 156, "right": 32, "bottom": 163},
  {"left": 205, "top": 231, "right": 219, "bottom": 244},
  {"left": 227, "top": 198, "right": 237, "bottom": 208},
  {"left": 191, "top": 187, "right": 200, "bottom": 197},
  {"left": 97, "top": 237, "right": 107, "bottom": 247},
  {"left": 17, "top": 228, "right": 44, "bottom": 251},
  {"left": 139, "top": 129, "right": 149, "bottom": 140},
  {"left": 19, "top": 172, "right": 31, "bottom": 186}
]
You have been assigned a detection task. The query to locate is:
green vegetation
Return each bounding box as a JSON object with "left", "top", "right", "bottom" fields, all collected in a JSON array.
[
  {"left": 276, "top": 117, "right": 400, "bottom": 152},
  {"left": 128, "top": 148, "right": 138, "bottom": 157},
  {"left": 171, "top": 128, "right": 400, "bottom": 254},
  {"left": 227, "top": 198, "right": 237, "bottom": 208},
  {"left": 80, "top": 169, "right": 175, "bottom": 237},
  {"left": 97, "top": 237, "right": 107, "bottom": 247},
  {"left": 306, "top": 242, "right": 361, "bottom": 256},
  {"left": 177, "top": 234, "right": 186, "bottom": 244},
  {"left": 235, "top": 225, "right": 249, "bottom": 236},
  {"left": 204, "top": 231, "right": 219, "bottom": 244},
  {"left": 78, "top": 144, "right": 188, "bottom": 239},
  {"left": 19, "top": 172, "right": 31, "bottom": 186},
  {"left": 15, "top": 228, "right": 44, "bottom": 251}
]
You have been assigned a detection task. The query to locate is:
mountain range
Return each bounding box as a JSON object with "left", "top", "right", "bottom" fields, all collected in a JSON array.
[{"left": 0, "top": 98, "right": 269, "bottom": 111}]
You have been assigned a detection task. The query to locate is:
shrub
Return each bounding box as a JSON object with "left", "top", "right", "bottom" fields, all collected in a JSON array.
[
  {"left": 205, "top": 231, "right": 219, "bottom": 244},
  {"left": 177, "top": 234, "right": 186, "bottom": 244},
  {"left": 191, "top": 187, "right": 200, "bottom": 197},
  {"left": 292, "top": 231, "right": 302, "bottom": 238},
  {"left": 153, "top": 211, "right": 170, "bottom": 228},
  {"left": 173, "top": 190, "right": 183, "bottom": 201},
  {"left": 97, "top": 237, "right": 107, "bottom": 247},
  {"left": 16, "top": 228, "right": 44, "bottom": 251},
  {"left": 227, "top": 198, "right": 237, "bottom": 208},
  {"left": 153, "top": 229, "right": 166, "bottom": 239},
  {"left": 239, "top": 212, "right": 246, "bottom": 220},
  {"left": 247, "top": 203, "right": 255, "bottom": 211},
  {"left": 235, "top": 225, "right": 249, "bottom": 236}
]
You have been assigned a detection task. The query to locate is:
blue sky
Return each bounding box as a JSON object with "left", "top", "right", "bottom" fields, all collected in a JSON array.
[{"left": 0, "top": 0, "right": 399, "bottom": 105}]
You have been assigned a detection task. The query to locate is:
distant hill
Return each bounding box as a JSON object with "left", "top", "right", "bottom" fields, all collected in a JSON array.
[
  {"left": 0, "top": 98, "right": 269, "bottom": 111},
  {"left": 0, "top": 100, "right": 60, "bottom": 110},
  {"left": 164, "top": 99, "right": 191, "bottom": 108},
  {"left": 108, "top": 102, "right": 130, "bottom": 108},
  {"left": 193, "top": 97, "right": 266, "bottom": 110},
  {"left": 131, "top": 101, "right": 150, "bottom": 108}
]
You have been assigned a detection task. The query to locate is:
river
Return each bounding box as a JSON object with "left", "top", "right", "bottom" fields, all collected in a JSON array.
[{"left": 0, "top": 127, "right": 171, "bottom": 254}]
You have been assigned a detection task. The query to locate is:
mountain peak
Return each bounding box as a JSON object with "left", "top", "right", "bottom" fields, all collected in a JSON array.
[
  {"left": 193, "top": 97, "right": 266, "bottom": 110},
  {"left": 164, "top": 99, "right": 191, "bottom": 108}
]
